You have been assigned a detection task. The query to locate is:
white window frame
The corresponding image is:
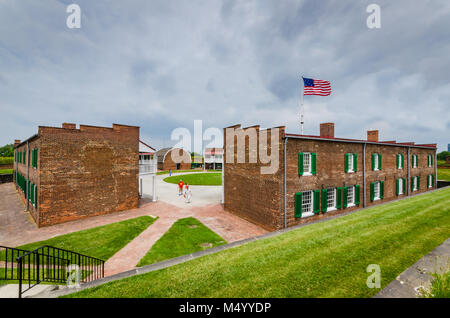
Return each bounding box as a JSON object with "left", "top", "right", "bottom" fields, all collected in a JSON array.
[
  {"left": 374, "top": 182, "right": 381, "bottom": 200},
  {"left": 301, "top": 190, "right": 314, "bottom": 218},
  {"left": 428, "top": 155, "right": 432, "bottom": 167},
  {"left": 413, "top": 155, "right": 418, "bottom": 168},
  {"left": 413, "top": 176, "right": 418, "bottom": 191},
  {"left": 348, "top": 154, "right": 354, "bottom": 173},
  {"left": 327, "top": 188, "right": 337, "bottom": 212},
  {"left": 373, "top": 154, "right": 379, "bottom": 171},
  {"left": 347, "top": 186, "right": 355, "bottom": 207},
  {"left": 303, "top": 152, "right": 312, "bottom": 176},
  {"left": 398, "top": 179, "right": 404, "bottom": 195},
  {"left": 397, "top": 154, "right": 403, "bottom": 170},
  {"left": 428, "top": 174, "right": 433, "bottom": 188}
]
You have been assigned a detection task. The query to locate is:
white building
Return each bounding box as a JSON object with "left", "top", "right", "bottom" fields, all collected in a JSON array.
[
  {"left": 204, "top": 148, "right": 223, "bottom": 170},
  {"left": 139, "top": 140, "right": 157, "bottom": 201}
]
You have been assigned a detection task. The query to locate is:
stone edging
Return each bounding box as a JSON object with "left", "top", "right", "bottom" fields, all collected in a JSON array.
[{"left": 32, "top": 186, "right": 450, "bottom": 298}]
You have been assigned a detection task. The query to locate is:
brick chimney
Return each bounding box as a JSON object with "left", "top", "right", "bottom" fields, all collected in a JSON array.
[
  {"left": 320, "top": 123, "right": 335, "bottom": 138},
  {"left": 62, "top": 123, "right": 76, "bottom": 129},
  {"left": 14, "top": 139, "right": 21, "bottom": 148},
  {"left": 367, "top": 130, "right": 379, "bottom": 142}
]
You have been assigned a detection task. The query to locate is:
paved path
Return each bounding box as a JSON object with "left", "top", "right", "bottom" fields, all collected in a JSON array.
[
  {"left": 375, "top": 238, "right": 450, "bottom": 298},
  {"left": 0, "top": 182, "right": 266, "bottom": 277},
  {"left": 141, "top": 170, "right": 222, "bottom": 207}
]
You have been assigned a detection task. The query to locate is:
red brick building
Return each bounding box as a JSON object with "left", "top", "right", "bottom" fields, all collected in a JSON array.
[
  {"left": 13, "top": 123, "right": 140, "bottom": 227},
  {"left": 155, "top": 147, "right": 191, "bottom": 171},
  {"left": 224, "top": 122, "right": 437, "bottom": 231}
]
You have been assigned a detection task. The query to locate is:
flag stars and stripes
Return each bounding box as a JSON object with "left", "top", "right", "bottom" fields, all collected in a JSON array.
[{"left": 303, "top": 77, "right": 332, "bottom": 96}]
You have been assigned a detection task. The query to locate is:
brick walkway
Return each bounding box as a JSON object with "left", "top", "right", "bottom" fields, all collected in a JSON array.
[{"left": 0, "top": 183, "right": 266, "bottom": 276}]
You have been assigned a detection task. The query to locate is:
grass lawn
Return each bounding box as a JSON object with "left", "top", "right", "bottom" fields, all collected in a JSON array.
[
  {"left": 137, "top": 217, "right": 226, "bottom": 266},
  {"left": 421, "top": 270, "right": 450, "bottom": 298},
  {"left": 163, "top": 173, "right": 222, "bottom": 186},
  {"left": 0, "top": 169, "right": 12, "bottom": 174},
  {"left": 66, "top": 188, "right": 450, "bottom": 298},
  {"left": 0, "top": 268, "right": 91, "bottom": 286},
  {"left": 437, "top": 168, "right": 450, "bottom": 181},
  {"left": 0, "top": 216, "right": 157, "bottom": 262},
  {"left": 157, "top": 169, "right": 218, "bottom": 175}
]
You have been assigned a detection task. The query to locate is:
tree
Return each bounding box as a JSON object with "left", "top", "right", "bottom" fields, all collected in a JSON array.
[
  {"left": 437, "top": 151, "right": 450, "bottom": 161},
  {"left": 0, "top": 144, "right": 14, "bottom": 157}
]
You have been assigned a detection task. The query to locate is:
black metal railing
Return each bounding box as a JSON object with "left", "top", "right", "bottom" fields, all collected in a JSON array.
[
  {"left": 0, "top": 246, "right": 31, "bottom": 281},
  {"left": 1, "top": 245, "right": 104, "bottom": 298}
]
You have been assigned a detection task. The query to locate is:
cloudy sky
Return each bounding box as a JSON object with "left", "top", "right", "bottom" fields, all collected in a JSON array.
[{"left": 0, "top": 0, "right": 449, "bottom": 152}]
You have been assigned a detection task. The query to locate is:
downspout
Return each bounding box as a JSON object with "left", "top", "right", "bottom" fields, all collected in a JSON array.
[
  {"left": 363, "top": 142, "right": 366, "bottom": 208},
  {"left": 434, "top": 149, "right": 437, "bottom": 188},
  {"left": 26, "top": 141, "right": 29, "bottom": 211},
  {"left": 283, "top": 136, "right": 287, "bottom": 229},
  {"left": 407, "top": 147, "right": 411, "bottom": 196}
]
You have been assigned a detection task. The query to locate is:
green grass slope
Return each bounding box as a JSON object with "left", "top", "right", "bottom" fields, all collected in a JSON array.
[{"left": 66, "top": 188, "right": 450, "bottom": 298}]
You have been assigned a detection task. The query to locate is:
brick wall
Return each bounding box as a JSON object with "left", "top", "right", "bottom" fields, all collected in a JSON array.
[
  {"left": 14, "top": 123, "right": 139, "bottom": 227},
  {"left": 224, "top": 125, "right": 285, "bottom": 231},
  {"left": 160, "top": 148, "right": 191, "bottom": 171},
  {"left": 224, "top": 123, "right": 437, "bottom": 231}
]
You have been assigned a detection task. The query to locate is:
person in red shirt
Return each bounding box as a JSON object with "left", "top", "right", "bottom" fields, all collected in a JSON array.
[{"left": 178, "top": 180, "right": 184, "bottom": 196}]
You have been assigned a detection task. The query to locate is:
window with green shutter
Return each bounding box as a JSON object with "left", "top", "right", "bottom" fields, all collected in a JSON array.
[
  {"left": 298, "top": 152, "right": 304, "bottom": 176},
  {"left": 345, "top": 153, "right": 349, "bottom": 173},
  {"left": 321, "top": 189, "right": 328, "bottom": 213},
  {"left": 355, "top": 185, "right": 360, "bottom": 205},
  {"left": 370, "top": 182, "right": 375, "bottom": 201},
  {"left": 378, "top": 154, "right": 382, "bottom": 170},
  {"left": 343, "top": 186, "right": 348, "bottom": 208},
  {"left": 294, "top": 192, "right": 302, "bottom": 218},
  {"left": 417, "top": 176, "right": 420, "bottom": 190},
  {"left": 380, "top": 181, "right": 384, "bottom": 199},
  {"left": 336, "top": 187, "right": 343, "bottom": 209},
  {"left": 311, "top": 153, "right": 317, "bottom": 175},
  {"left": 353, "top": 153, "right": 357, "bottom": 172},
  {"left": 313, "top": 190, "right": 320, "bottom": 214}
]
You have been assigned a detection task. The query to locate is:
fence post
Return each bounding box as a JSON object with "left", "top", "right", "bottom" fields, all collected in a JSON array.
[{"left": 18, "top": 257, "right": 22, "bottom": 298}]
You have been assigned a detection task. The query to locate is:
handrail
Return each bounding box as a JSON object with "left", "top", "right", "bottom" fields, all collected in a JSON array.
[{"left": 12, "top": 245, "right": 105, "bottom": 298}]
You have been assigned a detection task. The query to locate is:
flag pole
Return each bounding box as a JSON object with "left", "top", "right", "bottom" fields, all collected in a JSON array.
[{"left": 300, "top": 76, "right": 305, "bottom": 135}]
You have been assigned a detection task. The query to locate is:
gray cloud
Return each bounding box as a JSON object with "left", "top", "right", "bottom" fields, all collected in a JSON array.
[{"left": 0, "top": 0, "right": 449, "bottom": 151}]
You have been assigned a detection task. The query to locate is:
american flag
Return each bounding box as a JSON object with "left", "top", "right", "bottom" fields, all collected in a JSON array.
[{"left": 303, "top": 77, "right": 332, "bottom": 96}]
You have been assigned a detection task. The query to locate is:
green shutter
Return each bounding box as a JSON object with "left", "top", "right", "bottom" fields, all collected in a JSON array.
[
  {"left": 417, "top": 176, "right": 420, "bottom": 190},
  {"left": 337, "top": 187, "right": 342, "bottom": 209},
  {"left": 380, "top": 181, "right": 384, "bottom": 199},
  {"left": 432, "top": 174, "right": 435, "bottom": 187},
  {"left": 322, "top": 189, "right": 328, "bottom": 212},
  {"left": 402, "top": 154, "right": 404, "bottom": 168},
  {"left": 370, "top": 182, "right": 375, "bottom": 201},
  {"left": 294, "top": 192, "right": 302, "bottom": 218},
  {"left": 353, "top": 154, "right": 357, "bottom": 172},
  {"left": 313, "top": 190, "right": 320, "bottom": 214},
  {"left": 396, "top": 179, "right": 399, "bottom": 196},
  {"left": 343, "top": 186, "right": 348, "bottom": 208},
  {"left": 372, "top": 154, "right": 375, "bottom": 171},
  {"left": 431, "top": 155, "right": 433, "bottom": 167},
  {"left": 298, "top": 152, "right": 304, "bottom": 176},
  {"left": 311, "top": 153, "right": 317, "bottom": 175},
  {"left": 411, "top": 177, "right": 414, "bottom": 191},
  {"left": 378, "top": 154, "right": 382, "bottom": 170},
  {"left": 344, "top": 153, "right": 349, "bottom": 173},
  {"left": 355, "top": 185, "right": 360, "bottom": 205}
]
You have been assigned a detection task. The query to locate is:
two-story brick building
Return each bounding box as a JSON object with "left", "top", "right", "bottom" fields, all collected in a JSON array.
[
  {"left": 13, "top": 123, "right": 140, "bottom": 227},
  {"left": 223, "top": 122, "right": 437, "bottom": 231}
]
